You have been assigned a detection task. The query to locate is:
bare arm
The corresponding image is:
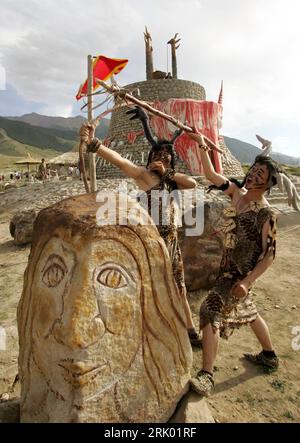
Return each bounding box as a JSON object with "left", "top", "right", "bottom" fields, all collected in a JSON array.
[
  {"left": 146, "top": 160, "right": 196, "bottom": 190},
  {"left": 94, "top": 142, "right": 144, "bottom": 179},
  {"left": 172, "top": 172, "right": 197, "bottom": 190},
  {"left": 187, "top": 132, "right": 237, "bottom": 197},
  {"left": 80, "top": 123, "right": 144, "bottom": 180}
]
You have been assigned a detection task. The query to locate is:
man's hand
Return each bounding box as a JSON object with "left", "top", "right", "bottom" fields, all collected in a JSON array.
[
  {"left": 231, "top": 279, "right": 251, "bottom": 299},
  {"left": 79, "top": 123, "right": 96, "bottom": 144},
  {"left": 187, "top": 130, "right": 208, "bottom": 149},
  {"left": 126, "top": 106, "right": 148, "bottom": 122},
  {"left": 148, "top": 161, "right": 166, "bottom": 176}
]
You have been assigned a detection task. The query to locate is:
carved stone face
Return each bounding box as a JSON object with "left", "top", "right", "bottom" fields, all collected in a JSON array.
[
  {"left": 31, "top": 231, "right": 142, "bottom": 402},
  {"left": 18, "top": 194, "right": 192, "bottom": 422}
]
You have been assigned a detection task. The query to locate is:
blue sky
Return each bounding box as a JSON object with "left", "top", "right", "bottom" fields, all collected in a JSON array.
[{"left": 0, "top": 0, "right": 299, "bottom": 157}]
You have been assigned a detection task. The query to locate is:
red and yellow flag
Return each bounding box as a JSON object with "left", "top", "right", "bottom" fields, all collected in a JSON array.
[{"left": 76, "top": 55, "right": 128, "bottom": 100}]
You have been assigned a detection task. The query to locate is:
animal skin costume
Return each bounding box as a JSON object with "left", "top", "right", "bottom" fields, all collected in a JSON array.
[
  {"left": 200, "top": 134, "right": 299, "bottom": 339},
  {"left": 200, "top": 200, "right": 276, "bottom": 339},
  {"left": 127, "top": 107, "right": 187, "bottom": 300}
]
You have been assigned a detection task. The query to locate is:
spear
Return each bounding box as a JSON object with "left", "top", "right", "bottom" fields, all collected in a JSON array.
[{"left": 95, "top": 79, "right": 223, "bottom": 154}]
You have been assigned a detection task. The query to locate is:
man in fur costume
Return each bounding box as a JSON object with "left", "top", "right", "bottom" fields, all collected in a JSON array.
[
  {"left": 188, "top": 131, "right": 299, "bottom": 396},
  {"left": 79, "top": 107, "right": 201, "bottom": 346}
]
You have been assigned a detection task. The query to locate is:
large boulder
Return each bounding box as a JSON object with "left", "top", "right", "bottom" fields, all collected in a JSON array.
[
  {"left": 9, "top": 210, "right": 37, "bottom": 245},
  {"left": 0, "top": 399, "right": 20, "bottom": 423},
  {"left": 180, "top": 196, "right": 226, "bottom": 291},
  {"left": 17, "top": 193, "right": 192, "bottom": 423},
  {"left": 170, "top": 391, "right": 215, "bottom": 423}
]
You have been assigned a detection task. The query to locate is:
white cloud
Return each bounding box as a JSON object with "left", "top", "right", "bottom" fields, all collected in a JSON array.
[{"left": 0, "top": 0, "right": 299, "bottom": 156}]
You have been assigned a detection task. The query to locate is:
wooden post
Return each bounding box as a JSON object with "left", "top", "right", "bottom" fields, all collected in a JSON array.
[
  {"left": 87, "top": 54, "right": 97, "bottom": 193},
  {"left": 167, "top": 34, "right": 181, "bottom": 79},
  {"left": 144, "top": 27, "right": 154, "bottom": 80}
]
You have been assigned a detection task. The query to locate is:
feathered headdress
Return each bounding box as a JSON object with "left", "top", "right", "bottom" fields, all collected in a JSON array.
[{"left": 255, "top": 134, "right": 300, "bottom": 211}]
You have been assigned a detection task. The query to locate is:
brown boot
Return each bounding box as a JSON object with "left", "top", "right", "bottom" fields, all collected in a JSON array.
[{"left": 244, "top": 351, "right": 279, "bottom": 371}]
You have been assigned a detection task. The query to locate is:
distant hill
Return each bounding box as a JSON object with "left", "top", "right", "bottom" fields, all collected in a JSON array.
[
  {"left": 1, "top": 113, "right": 299, "bottom": 166},
  {"left": 0, "top": 117, "right": 76, "bottom": 152},
  {"left": 0, "top": 128, "right": 60, "bottom": 158},
  {"left": 6, "top": 112, "right": 110, "bottom": 139},
  {"left": 223, "top": 136, "right": 300, "bottom": 166}
]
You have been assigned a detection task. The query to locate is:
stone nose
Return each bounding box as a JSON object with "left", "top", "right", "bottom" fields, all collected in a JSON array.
[{"left": 53, "top": 277, "right": 105, "bottom": 349}]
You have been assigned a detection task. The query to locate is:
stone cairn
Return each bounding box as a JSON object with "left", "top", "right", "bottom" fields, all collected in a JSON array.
[{"left": 96, "top": 78, "right": 206, "bottom": 179}]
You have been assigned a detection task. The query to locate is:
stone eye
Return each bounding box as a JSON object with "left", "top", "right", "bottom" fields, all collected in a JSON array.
[
  {"left": 97, "top": 268, "right": 127, "bottom": 289},
  {"left": 42, "top": 254, "right": 67, "bottom": 288}
]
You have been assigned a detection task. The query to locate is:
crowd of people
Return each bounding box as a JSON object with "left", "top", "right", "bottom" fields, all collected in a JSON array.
[{"left": 0, "top": 159, "right": 81, "bottom": 184}]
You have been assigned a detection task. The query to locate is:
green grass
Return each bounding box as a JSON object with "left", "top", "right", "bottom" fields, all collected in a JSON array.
[
  {"left": 242, "top": 163, "right": 300, "bottom": 177},
  {"left": 242, "top": 164, "right": 251, "bottom": 174},
  {"left": 269, "top": 378, "right": 286, "bottom": 392},
  {"left": 282, "top": 411, "right": 295, "bottom": 421},
  {"left": 284, "top": 165, "right": 300, "bottom": 177},
  {"left": 0, "top": 117, "right": 77, "bottom": 151}
]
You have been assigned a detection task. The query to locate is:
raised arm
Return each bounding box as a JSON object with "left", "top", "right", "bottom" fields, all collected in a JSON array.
[
  {"left": 80, "top": 123, "right": 144, "bottom": 180},
  {"left": 187, "top": 132, "right": 237, "bottom": 196}
]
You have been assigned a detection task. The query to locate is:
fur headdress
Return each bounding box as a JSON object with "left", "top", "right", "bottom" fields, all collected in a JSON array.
[
  {"left": 126, "top": 106, "right": 183, "bottom": 168},
  {"left": 254, "top": 135, "right": 300, "bottom": 211}
]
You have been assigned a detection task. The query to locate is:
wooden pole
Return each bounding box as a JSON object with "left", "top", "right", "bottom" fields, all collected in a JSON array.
[{"left": 87, "top": 54, "right": 97, "bottom": 193}]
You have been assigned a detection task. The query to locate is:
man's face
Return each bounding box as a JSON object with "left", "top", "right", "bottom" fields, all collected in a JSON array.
[
  {"left": 244, "top": 163, "right": 270, "bottom": 191},
  {"left": 149, "top": 146, "right": 172, "bottom": 168}
]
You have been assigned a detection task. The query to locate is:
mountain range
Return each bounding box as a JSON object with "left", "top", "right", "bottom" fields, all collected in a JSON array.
[
  {"left": 223, "top": 136, "right": 299, "bottom": 166},
  {"left": 0, "top": 113, "right": 299, "bottom": 166}
]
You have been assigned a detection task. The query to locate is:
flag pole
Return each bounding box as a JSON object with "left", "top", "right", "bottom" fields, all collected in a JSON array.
[{"left": 87, "top": 54, "right": 97, "bottom": 193}]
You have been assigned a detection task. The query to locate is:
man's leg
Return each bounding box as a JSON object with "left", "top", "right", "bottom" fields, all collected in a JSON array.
[
  {"left": 244, "top": 314, "right": 279, "bottom": 370},
  {"left": 250, "top": 314, "right": 274, "bottom": 351},
  {"left": 177, "top": 281, "right": 201, "bottom": 346},
  {"left": 190, "top": 323, "right": 219, "bottom": 396},
  {"left": 181, "top": 291, "right": 195, "bottom": 330},
  {"left": 182, "top": 294, "right": 202, "bottom": 347},
  {"left": 202, "top": 323, "right": 219, "bottom": 373}
]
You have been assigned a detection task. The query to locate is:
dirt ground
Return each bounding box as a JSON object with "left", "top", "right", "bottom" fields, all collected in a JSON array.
[{"left": 0, "top": 202, "right": 299, "bottom": 423}]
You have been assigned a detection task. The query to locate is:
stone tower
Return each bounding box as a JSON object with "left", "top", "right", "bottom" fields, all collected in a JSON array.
[{"left": 96, "top": 30, "right": 243, "bottom": 179}]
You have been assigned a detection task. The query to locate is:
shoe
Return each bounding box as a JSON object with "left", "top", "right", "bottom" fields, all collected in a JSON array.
[
  {"left": 188, "top": 329, "right": 202, "bottom": 348},
  {"left": 190, "top": 370, "right": 214, "bottom": 397},
  {"left": 243, "top": 351, "right": 279, "bottom": 370}
]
